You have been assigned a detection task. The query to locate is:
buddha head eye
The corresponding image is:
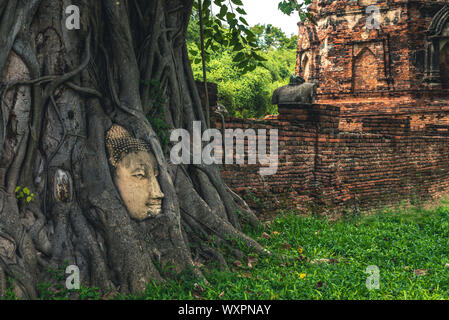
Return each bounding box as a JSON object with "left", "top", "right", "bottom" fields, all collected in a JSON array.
[{"left": 132, "top": 170, "right": 146, "bottom": 179}]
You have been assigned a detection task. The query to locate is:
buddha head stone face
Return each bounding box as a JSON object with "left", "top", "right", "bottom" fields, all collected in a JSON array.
[{"left": 106, "top": 125, "right": 164, "bottom": 221}]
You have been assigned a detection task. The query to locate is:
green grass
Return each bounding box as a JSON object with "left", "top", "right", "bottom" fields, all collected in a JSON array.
[
  {"left": 9, "top": 200, "right": 449, "bottom": 300},
  {"left": 127, "top": 201, "right": 449, "bottom": 300}
]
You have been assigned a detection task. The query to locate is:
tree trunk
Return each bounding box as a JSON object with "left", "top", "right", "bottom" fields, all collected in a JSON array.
[{"left": 0, "top": 0, "right": 262, "bottom": 299}]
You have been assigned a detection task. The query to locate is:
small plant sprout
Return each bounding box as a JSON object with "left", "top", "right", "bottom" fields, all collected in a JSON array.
[{"left": 15, "top": 186, "right": 35, "bottom": 204}]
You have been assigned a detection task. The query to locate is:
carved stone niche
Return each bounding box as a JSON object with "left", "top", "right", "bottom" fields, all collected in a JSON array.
[
  {"left": 424, "top": 4, "right": 449, "bottom": 88},
  {"left": 271, "top": 75, "right": 318, "bottom": 106},
  {"left": 53, "top": 169, "right": 73, "bottom": 203}
]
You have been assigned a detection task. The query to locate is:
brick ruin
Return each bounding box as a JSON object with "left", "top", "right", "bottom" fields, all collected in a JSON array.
[
  {"left": 209, "top": 0, "right": 449, "bottom": 217},
  {"left": 296, "top": 0, "right": 449, "bottom": 131}
]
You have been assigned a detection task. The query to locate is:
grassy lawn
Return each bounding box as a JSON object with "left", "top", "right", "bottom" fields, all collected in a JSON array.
[{"left": 124, "top": 200, "right": 449, "bottom": 300}]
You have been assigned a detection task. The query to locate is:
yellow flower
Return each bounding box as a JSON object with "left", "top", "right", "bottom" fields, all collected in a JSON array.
[
  {"left": 298, "top": 246, "right": 303, "bottom": 254},
  {"left": 300, "top": 273, "right": 307, "bottom": 279},
  {"left": 273, "top": 231, "right": 279, "bottom": 236}
]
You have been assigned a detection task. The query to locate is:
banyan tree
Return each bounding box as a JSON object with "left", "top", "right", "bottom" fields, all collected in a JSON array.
[{"left": 0, "top": 0, "right": 265, "bottom": 298}]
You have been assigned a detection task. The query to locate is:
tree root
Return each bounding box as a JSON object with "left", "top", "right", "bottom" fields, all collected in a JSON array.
[
  {"left": 0, "top": 0, "right": 265, "bottom": 298},
  {"left": 0, "top": 265, "right": 5, "bottom": 298}
]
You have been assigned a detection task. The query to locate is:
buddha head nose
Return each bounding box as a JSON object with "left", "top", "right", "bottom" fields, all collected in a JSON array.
[
  {"left": 154, "top": 187, "right": 164, "bottom": 199},
  {"left": 148, "top": 176, "right": 164, "bottom": 200}
]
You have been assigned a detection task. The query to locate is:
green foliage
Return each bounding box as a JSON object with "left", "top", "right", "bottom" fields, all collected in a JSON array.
[
  {"left": 190, "top": 1, "right": 309, "bottom": 72},
  {"left": 278, "top": 0, "right": 315, "bottom": 22},
  {"left": 190, "top": 0, "right": 267, "bottom": 73},
  {"left": 127, "top": 201, "right": 449, "bottom": 300},
  {"left": 188, "top": 1, "right": 308, "bottom": 118},
  {"left": 142, "top": 79, "right": 170, "bottom": 150},
  {"left": 1, "top": 278, "right": 18, "bottom": 300},
  {"left": 15, "top": 186, "right": 35, "bottom": 204},
  {"left": 16, "top": 201, "right": 449, "bottom": 300},
  {"left": 190, "top": 44, "right": 296, "bottom": 118},
  {"left": 37, "top": 266, "right": 100, "bottom": 300},
  {"left": 189, "top": 1, "right": 300, "bottom": 118},
  {"left": 252, "top": 24, "right": 298, "bottom": 50},
  {"left": 77, "top": 286, "right": 101, "bottom": 300}
]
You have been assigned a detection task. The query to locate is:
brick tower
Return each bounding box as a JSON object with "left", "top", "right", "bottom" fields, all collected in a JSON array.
[{"left": 296, "top": 0, "right": 449, "bottom": 132}]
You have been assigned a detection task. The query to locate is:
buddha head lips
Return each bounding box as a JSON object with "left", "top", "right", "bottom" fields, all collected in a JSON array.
[{"left": 106, "top": 124, "right": 164, "bottom": 221}]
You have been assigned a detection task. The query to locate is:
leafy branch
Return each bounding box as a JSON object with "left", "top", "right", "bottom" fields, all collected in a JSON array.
[
  {"left": 278, "top": 0, "right": 314, "bottom": 22},
  {"left": 190, "top": 0, "right": 268, "bottom": 74},
  {"left": 189, "top": 1, "right": 310, "bottom": 124}
]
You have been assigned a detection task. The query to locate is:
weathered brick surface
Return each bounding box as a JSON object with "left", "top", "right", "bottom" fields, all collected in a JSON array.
[
  {"left": 215, "top": 105, "right": 449, "bottom": 216},
  {"left": 212, "top": 0, "right": 449, "bottom": 216},
  {"left": 296, "top": 0, "right": 449, "bottom": 131}
]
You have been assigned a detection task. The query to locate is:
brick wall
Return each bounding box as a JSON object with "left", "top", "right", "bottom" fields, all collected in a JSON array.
[
  {"left": 296, "top": 0, "right": 449, "bottom": 130},
  {"left": 215, "top": 104, "right": 449, "bottom": 217},
  {"left": 209, "top": 0, "right": 449, "bottom": 217}
]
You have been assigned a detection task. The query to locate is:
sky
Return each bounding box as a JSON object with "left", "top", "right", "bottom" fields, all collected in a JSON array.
[{"left": 214, "top": 0, "right": 301, "bottom": 37}]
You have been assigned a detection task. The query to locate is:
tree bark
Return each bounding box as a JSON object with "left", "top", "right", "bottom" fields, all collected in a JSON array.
[{"left": 0, "top": 0, "right": 262, "bottom": 299}]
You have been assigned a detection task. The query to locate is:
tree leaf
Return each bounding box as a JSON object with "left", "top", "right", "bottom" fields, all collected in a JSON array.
[
  {"left": 239, "top": 17, "right": 249, "bottom": 26},
  {"left": 236, "top": 7, "right": 246, "bottom": 15}
]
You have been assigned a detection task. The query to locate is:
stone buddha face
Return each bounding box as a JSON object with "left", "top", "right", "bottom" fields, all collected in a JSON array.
[{"left": 106, "top": 125, "right": 164, "bottom": 221}]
